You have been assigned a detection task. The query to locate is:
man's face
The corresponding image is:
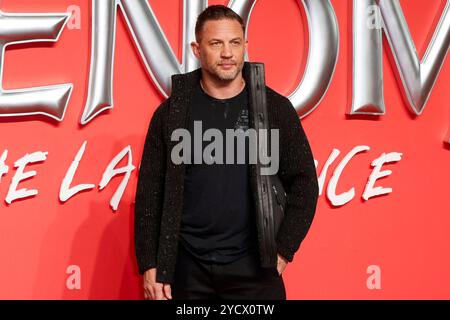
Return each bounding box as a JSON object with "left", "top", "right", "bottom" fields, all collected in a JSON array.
[{"left": 192, "top": 19, "right": 247, "bottom": 81}]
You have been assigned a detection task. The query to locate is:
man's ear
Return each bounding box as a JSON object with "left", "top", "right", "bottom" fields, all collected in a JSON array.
[{"left": 190, "top": 41, "right": 200, "bottom": 59}]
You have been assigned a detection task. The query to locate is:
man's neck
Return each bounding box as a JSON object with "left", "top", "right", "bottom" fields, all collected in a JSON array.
[{"left": 200, "top": 71, "right": 245, "bottom": 99}]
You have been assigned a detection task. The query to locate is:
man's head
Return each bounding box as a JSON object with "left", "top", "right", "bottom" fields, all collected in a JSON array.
[{"left": 191, "top": 5, "right": 247, "bottom": 82}]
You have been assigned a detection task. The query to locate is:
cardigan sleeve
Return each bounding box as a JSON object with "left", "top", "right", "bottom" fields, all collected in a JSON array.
[
  {"left": 134, "top": 101, "right": 168, "bottom": 275},
  {"left": 275, "top": 96, "right": 319, "bottom": 262}
]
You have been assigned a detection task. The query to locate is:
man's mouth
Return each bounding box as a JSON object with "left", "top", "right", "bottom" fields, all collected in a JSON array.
[{"left": 219, "top": 63, "right": 236, "bottom": 69}]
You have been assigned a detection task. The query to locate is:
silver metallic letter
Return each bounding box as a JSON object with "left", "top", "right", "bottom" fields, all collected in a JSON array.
[
  {"left": 0, "top": 10, "right": 72, "bottom": 121},
  {"left": 351, "top": 0, "right": 450, "bottom": 117},
  {"left": 351, "top": 0, "right": 385, "bottom": 114},
  {"left": 289, "top": 0, "right": 339, "bottom": 118}
]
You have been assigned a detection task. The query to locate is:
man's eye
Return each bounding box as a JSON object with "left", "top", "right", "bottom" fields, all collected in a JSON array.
[
  {"left": 211, "top": 42, "right": 221, "bottom": 46},
  {"left": 231, "top": 41, "right": 241, "bottom": 46}
]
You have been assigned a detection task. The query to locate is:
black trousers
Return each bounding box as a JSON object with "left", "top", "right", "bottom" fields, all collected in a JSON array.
[{"left": 171, "top": 243, "right": 286, "bottom": 300}]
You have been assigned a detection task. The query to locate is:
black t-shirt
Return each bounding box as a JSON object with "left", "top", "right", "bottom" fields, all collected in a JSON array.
[{"left": 179, "top": 82, "right": 258, "bottom": 264}]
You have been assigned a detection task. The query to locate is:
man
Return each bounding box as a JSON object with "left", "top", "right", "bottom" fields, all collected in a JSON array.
[{"left": 134, "top": 5, "right": 319, "bottom": 300}]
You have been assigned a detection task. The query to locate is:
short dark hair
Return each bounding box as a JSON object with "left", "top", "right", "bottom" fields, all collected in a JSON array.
[{"left": 195, "top": 5, "right": 245, "bottom": 42}]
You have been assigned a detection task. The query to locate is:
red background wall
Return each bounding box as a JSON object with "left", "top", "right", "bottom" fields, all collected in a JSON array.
[{"left": 0, "top": 0, "right": 448, "bottom": 299}]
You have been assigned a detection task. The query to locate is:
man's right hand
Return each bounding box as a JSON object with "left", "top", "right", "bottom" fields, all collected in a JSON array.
[{"left": 143, "top": 268, "right": 172, "bottom": 300}]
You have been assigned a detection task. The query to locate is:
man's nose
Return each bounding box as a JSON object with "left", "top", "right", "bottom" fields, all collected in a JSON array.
[{"left": 221, "top": 43, "right": 233, "bottom": 58}]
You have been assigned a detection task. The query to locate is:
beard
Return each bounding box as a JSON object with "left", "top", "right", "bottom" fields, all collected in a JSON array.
[{"left": 204, "top": 58, "right": 244, "bottom": 81}]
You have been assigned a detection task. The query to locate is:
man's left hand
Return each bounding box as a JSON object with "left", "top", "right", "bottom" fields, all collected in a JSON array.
[{"left": 276, "top": 254, "right": 288, "bottom": 276}]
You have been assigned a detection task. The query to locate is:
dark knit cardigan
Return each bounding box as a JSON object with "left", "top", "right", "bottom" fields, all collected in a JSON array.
[{"left": 134, "top": 62, "right": 319, "bottom": 283}]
